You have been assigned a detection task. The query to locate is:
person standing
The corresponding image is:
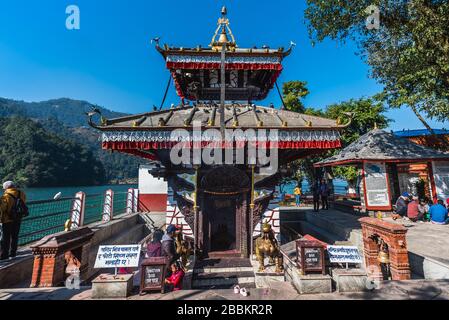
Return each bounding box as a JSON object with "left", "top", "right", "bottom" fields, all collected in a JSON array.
[
  {"left": 146, "top": 230, "right": 163, "bottom": 258},
  {"left": 320, "top": 179, "right": 329, "bottom": 210},
  {"left": 161, "top": 225, "right": 180, "bottom": 274},
  {"left": 293, "top": 184, "right": 302, "bottom": 207},
  {"left": 0, "top": 181, "right": 28, "bottom": 260},
  {"left": 311, "top": 180, "right": 320, "bottom": 212}
]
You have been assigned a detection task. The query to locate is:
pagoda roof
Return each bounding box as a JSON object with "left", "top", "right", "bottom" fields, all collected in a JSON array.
[
  {"left": 315, "top": 129, "right": 449, "bottom": 167},
  {"left": 152, "top": 6, "right": 294, "bottom": 101},
  {"left": 91, "top": 104, "right": 346, "bottom": 131}
]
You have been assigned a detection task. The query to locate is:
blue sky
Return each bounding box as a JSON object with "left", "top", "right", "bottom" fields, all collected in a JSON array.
[{"left": 0, "top": 0, "right": 446, "bottom": 131}]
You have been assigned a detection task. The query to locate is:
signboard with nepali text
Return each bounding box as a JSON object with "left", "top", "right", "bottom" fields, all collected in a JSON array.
[
  {"left": 327, "top": 245, "right": 363, "bottom": 264},
  {"left": 94, "top": 245, "right": 141, "bottom": 269},
  {"left": 364, "top": 162, "right": 390, "bottom": 208}
]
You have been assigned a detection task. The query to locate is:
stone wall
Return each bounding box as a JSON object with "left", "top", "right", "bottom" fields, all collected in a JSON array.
[{"left": 0, "top": 213, "right": 150, "bottom": 289}]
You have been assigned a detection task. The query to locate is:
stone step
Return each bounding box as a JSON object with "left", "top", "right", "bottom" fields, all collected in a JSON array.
[
  {"left": 192, "top": 266, "right": 256, "bottom": 289},
  {"left": 192, "top": 276, "right": 256, "bottom": 289},
  {"left": 194, "top": 267, "right": 254, "bottom": 274}
]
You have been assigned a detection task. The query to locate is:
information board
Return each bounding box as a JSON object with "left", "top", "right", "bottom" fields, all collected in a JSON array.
[
  {"left": 433, "top": 161, "right": 449, "bottom": 201},
  {"left": 327, "top": 245, "right": 363, "bottom": 264},
  {"left": 304, "top": 248, "right": 322, "bottom": 269},
  {"left": 364, "top": 162, "right": 390, "bottom": 207},
  {"left": 94, "top": 245, "right": 141, "bottom": 269}
]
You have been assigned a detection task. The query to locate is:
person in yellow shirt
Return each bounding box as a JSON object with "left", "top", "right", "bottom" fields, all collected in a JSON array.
[
  {"left": 0, "top": 181, "right": 27, "bottom": 260},
  {"left": 293, "top": 185, "right": 302, "bottom": 207}
]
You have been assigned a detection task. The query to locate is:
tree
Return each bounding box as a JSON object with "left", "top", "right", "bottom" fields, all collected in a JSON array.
[
  {"left": 0, "top": 116, "right": 107, "bottom": 187},
  {"left": 282, "top": 81, "right": 310, "bottom": 113},
  {"left": 304, "top": 0, "right": 449, "bottom": 130}
]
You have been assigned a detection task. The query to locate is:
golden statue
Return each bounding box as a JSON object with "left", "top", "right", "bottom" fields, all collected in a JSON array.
[
  {"left": 174, "top": 228, "right": 192, "bottom": 269},
  {"left": 255, "top": 222, "right": 284, "bottom": 273}
]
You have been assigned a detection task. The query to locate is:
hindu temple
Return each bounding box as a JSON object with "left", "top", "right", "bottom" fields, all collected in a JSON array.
[{"left": 88, "top": 7, "right": 347, "bottom": 261}]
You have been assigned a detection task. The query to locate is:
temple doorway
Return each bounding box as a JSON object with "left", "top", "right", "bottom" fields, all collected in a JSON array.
[
  {"left": 207, "top": 197, "right": 237, "bottom": 252},
  {"left": 200, "top": 166, "right": 250, "bottom": 256}
]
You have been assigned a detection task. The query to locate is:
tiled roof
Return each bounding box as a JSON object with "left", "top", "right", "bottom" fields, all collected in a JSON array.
[
  {"left": 93, "top": 104, "right": 343, "bottom": 130},
  {"left": 316, "top": 129, "right": 449, "bottom": 166}
]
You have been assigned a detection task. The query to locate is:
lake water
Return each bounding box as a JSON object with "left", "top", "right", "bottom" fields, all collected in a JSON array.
[{"left": 24, "top": 184, "right": 138, "bottom": 202}]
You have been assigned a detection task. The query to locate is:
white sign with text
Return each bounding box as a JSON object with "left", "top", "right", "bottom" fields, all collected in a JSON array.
[
  {"left": 327, "top": 245, "right": 363, "bottom": 264},
  {"left": 94, "top": 245, "right": 141, "bottom": 269}
]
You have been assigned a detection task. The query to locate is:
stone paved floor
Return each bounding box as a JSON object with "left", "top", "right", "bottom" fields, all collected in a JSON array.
[
  {"left": 1, "top": 279, "right": 449, "bottom": 300},
  {"left": 384, "top": 217, "right": 449, "bottom": 266}
]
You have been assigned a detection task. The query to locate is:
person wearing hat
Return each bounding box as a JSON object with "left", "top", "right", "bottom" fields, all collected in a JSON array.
[
  {"left": 0, "top": 181, "right": 27, "bottom": 260},
  {"left": 394, "top": 192, "right": 410, "bottom": 219},
  {"left": 161, "top": 224, "right": 180, "bottom": 274}
]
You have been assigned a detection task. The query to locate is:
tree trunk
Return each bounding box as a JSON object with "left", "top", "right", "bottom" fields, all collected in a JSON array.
[{"left": 409, "top": 104, "right": 449, "bottom": 149}]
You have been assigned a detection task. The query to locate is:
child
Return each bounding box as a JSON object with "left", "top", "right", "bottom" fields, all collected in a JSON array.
[{"left": 165, "top": 261, "right": 185, "bottom": 291}]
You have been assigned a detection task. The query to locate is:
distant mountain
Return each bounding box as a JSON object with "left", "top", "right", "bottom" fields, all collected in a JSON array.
[
  {"left": 0, "top": 97, "right": 146, "bottom": 186},
  {"left": 0, "top": 97, "right": 126, "bottom": 127}
]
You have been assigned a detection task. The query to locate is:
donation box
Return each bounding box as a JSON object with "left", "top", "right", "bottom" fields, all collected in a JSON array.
[
  {"left": 140, "top": 257, "right": 168, "bottom": 295},
  {"left": 296, "top": 239, "right": 326, "bottom": 275}
]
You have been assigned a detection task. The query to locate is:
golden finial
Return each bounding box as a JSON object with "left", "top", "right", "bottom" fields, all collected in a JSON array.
[{"left": 210, "top": 6, "right": 237, "bottom": 51}]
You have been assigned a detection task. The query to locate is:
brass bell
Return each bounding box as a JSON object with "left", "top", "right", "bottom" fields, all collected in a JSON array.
[{"left": 378, "top": 250, "right": 390, "bottom": 264}]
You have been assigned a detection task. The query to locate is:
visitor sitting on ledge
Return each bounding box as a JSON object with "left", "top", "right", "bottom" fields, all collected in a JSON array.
[
  {"left": 407, "top": 196, "right": 423, "bottom": 222},
  {"left": 430, "top": 200, "right": 449, "bottom": 225},
  {"left": 164, "top": 261, "right": 185, "bottom": 292}
]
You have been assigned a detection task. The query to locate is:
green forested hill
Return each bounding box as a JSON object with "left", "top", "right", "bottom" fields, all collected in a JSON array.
[
  {"left": 0, "top": 117, "right": 106, "bottom": 187},
  {"left": 0, "top": 98, "right": 147, "bottom": 186},
  {"left": 0, "top": 97, "right": 126, "bottom": 127}
]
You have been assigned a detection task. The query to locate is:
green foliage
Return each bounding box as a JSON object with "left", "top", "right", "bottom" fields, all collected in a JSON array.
[
  {"left": 0, "top": 98, "right": 146, "bottom": 183},
  {"left": 0, "top": 116, "right": 106, "bottom": 187},
  {"left": 305, "top": 0, "right": 449, "bottom": 122},
  {"left": 325, "top": 98, "right": 391, "bottom": 146},
  {"left": 282, "top": 81, "right": 310, "bottom": 113},
  {"left": 281, "top": 91, "right": 391, "bottom": 184}
]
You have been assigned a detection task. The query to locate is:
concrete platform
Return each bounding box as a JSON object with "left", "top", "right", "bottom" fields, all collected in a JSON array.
[
  {"left": 281, "top": 207, "right": 449, "bottom": 280},
  {"left": 384, "top": 217, "right": 449, "bottom": 280},
  {"left": 91, "top": 274, "right": 134, "bottom": 299}
]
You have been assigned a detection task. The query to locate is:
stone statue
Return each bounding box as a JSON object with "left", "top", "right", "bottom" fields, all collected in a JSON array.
[
  {"left": 255, "top": 222, "right": 284, "bottom": 273},
  {"left": 174, "top": 228, "right": 192, "bottom": 269}
]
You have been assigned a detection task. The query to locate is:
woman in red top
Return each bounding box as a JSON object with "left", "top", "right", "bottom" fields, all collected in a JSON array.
[{"left": 165, "top": 262, "right": 185, "bottom": 291}]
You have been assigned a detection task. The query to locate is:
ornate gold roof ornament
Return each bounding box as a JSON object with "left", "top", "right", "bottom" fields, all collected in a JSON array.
[{"left": 210, "top": 6, "right": 237, "bottom": 51}]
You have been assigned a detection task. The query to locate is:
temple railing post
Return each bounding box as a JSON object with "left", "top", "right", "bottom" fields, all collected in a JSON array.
[
  {"left": 193, "top": 166, "right": 200, "bottom": 262},
  {"left": 126, "top": 188, "right": 134, "bottom": 214},
  {"left": 133, "top": 188, "right": 139, "bottom": 213},
  {"left": 102, "top": 189, "right": 114, "bottom": 222},
  {"left": 69, "top": 192, "right": 86, "bottom": 230},
  {"left": 250, "top": 165, "right": 255, "bottom": 259}
]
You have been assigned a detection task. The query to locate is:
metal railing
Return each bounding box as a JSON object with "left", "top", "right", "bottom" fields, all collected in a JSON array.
[
  {"left": 113, "top": 192, "right": 128, "bottom": 216},
  {"left": 19, "top": 197, "right": 75, "bottom": 246},
  {"left": 18, "top": 189, "right": 138, "bottom": 247},
  {"left": 84, "top": 193, "right": 105, "bottom": 225}
]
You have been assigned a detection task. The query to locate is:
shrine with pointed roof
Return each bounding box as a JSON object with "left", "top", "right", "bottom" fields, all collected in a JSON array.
[{"left": 89, "top": 7, "right": 348, "bottom": 260}]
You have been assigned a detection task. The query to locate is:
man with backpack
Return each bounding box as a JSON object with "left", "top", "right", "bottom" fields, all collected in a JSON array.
[{"left": 0, "top": 181, "right": 28, "bottom": 260}]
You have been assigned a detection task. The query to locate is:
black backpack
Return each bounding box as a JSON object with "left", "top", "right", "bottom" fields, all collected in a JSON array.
[{"left": 8, "top": 192, "right": 29, "bottom": 219}]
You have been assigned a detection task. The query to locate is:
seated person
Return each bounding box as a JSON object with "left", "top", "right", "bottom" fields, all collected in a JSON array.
[
  {"left": 394, "top": 192, "right": 409, "bottom": 219},
  {"left": 418, "top": 198, "right": 430, "bottom": 222},
  {"left": 407, "top": 196, "right": 423, "bottom": 222},
  {"left": 429, "top": 200, "right": 449, "bottom": 225},
  {"left": 165, "top": 261, "right": 185, "bottom": 292}
]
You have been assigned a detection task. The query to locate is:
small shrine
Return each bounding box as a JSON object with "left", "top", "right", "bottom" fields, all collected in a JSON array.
[{"left": 315, "top": 129, "right": 449, "bottom": 212}]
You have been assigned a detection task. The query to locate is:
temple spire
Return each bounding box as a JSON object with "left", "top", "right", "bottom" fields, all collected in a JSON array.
[{"left": 210, "top": 6, "right": 237, "bottom": 51}]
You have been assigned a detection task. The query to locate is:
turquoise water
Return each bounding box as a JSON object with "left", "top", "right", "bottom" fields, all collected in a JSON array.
[
  {"left": 24, "top": 184, "right": 138, "bottom": 202},
  {"left": 18, "top": 184, "right": 137, "bottom": 246}
]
